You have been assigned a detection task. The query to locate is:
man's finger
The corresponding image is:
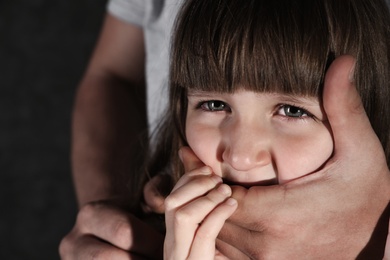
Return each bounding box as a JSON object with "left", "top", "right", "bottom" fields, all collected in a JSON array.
[
  {"left": 76, "top": 202, "right": 163, "bottom": 258},
  {"left": 60, "top": 234, "right": 134, "bottom": 260},
  {"left": 226, "top": 184, "right": 286, "bottom": 228},
  {"left": 179, "top": 146, "right": 205, "bottom": 172},
  {"left": 143, "top": 174, "right": 171, "bottom": 214},
  {"left": 218, "top": 218, "right": 259, "bottom": 258}
]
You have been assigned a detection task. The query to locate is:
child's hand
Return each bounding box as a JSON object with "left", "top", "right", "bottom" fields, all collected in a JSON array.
[{"left": 164, "top": 147, "right": 237, "bottom": 260}]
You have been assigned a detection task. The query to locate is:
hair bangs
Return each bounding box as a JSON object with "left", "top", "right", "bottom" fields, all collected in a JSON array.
[{"left": 171, "top": 0, "right": 332, "bottom": 97}]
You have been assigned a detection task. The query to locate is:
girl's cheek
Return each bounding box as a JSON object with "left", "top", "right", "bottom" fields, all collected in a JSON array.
[
  {"left": 275, "top": 130, "right": 333, "bottom": 183},
  {"left": 186, "top": 127, "right": 222, "bottom": 172}
]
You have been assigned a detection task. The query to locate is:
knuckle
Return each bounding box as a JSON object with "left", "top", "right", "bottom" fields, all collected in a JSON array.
[
  {"left": 164, "top": 194, "right": 179, "bottom": 211},
  {"left": 204, "top": 192, "right": 221, "bottom": 206},
  {"left": 174, "top": 208, "right": 193, "bottom": 226},
  {"left": 58, "top": 235, "right": 72, "bottom": 258},
  {"left": 110, "top": 220, "right": 131, "bottom": 247},
  {"left": 265, "top": 214, "right": 297, "bottom": 240},
  {"left": 88, "top": 248, "right": 112, "bottom": 260},
  {"left": 77, "top": 203, "right": 97, "bottom": 225}
]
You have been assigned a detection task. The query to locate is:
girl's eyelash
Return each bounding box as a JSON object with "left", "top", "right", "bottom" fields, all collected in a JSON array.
[
  {"left": 193, "top": 100, "right": 318, "bottom": 121},
  {"left": 195, "top": 100, "right": 230, "bottom": 111},
  {"left": 277, "top": 103, "right": 311, "bottom": 114},
  {"left": 276, "top": 103, "right": 317, "bottom": 121},
  {"left": 195, "top": 100, "right": 207, "bottom": 109}
]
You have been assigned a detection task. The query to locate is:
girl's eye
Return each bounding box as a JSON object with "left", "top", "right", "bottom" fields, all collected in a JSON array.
[
  {"left": 277, "top": 104, "right": 310, "bottom": 118},
  {"left": 200, "top": 100, "right": 229, "bottom": 111}
]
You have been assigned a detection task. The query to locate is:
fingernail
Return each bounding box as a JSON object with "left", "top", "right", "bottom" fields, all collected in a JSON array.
[
  {"left": 200, "top": 166, "right": 212, "bottom": 173},
  {"left": 217, "top": 184, "right": 231, "bottom": 195},
  {"left": 225, "top": 198, "right": 237, "bottom": 206},
  {"left": 211, "top": 174, "right": 222, "bottom": 184}
]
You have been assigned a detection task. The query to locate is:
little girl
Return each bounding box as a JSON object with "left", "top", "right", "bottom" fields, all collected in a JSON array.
[{"left": 141, "top": 0, "right": 390, "bottom": 258}]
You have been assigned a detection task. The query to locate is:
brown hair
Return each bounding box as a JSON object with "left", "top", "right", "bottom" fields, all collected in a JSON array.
[{"left": 145, "top": 0, "right": 390, "bottom": 188}]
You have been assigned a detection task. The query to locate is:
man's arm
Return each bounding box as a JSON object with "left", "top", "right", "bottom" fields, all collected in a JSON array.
[
  {"left": 216, "top": 55, "right": 390, "bottom": 259},
  {"left": 71, "top": 14, "right": 147, "bottom": 206},
  {"left": 59, "top": 14, "right": 166, "bottom": 259}
]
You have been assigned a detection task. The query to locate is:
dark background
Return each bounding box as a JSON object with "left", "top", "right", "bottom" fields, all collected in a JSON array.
[{"left": 0, "top": 0, "right": 107, "bottom": 259}]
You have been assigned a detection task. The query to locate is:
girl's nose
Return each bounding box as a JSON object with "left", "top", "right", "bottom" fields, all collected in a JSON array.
[{"left": 221, "top": 121, "right": 272, "bottom": 172}]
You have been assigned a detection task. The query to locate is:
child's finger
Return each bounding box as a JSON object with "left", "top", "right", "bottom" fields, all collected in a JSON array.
[
  {"left": 188, "top": 198, "right": 238, "bottom": 260},
  {"left": 165, "top": 184, "right": 232, "bottom": 260},
  {"left": 171, "top": 166, "right": 215, "bottom": 193},
  {"left": 164, "top": 166, "right": 222, "bottom": 255},
  {"left": 179, "top": 146, "right": 205, "bottom": 172},
  {"left": 171, "top": 185, "right": 233, "bottom": 259},
  {"left": 166, "top": 173, "right": 222, "bottom": 210},
  {"left": 143, "top": 146, "right": 207, "bottom": 214},
  {"left": 173, "top": 183, "right": 232, "bottom": 228},
  {"left": 164, "top": 173, "right": 223, "bottom": 248}
]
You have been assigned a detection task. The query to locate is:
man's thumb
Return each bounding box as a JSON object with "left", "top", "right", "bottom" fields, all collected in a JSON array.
[{"left": 323, "top": 55, "right": 378, "bottom": 156}]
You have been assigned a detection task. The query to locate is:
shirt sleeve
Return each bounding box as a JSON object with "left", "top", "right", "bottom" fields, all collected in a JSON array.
[{"left": 107, "top": 0, "right": 146, "bottom": 27}]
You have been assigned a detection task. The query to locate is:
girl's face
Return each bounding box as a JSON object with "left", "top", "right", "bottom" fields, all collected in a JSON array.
[{"left": 185, "top": 89, "right": 333, "bottom": 185}]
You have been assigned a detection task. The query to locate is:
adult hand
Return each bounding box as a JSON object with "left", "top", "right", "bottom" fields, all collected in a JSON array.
[
  {"left": 217, "top": 55, "right": 390, "bottom": 259},
  {"left": 59, "top": 200, "right": 164, "bottom": 259}
]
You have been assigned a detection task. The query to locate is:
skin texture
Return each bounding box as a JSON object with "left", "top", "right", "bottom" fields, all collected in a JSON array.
[
  {"left": 70, "top": 14, "right": 147, "bottom": 207},
  {"left": 186, "top": 90, "right": 333, "bottom": 185}
]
